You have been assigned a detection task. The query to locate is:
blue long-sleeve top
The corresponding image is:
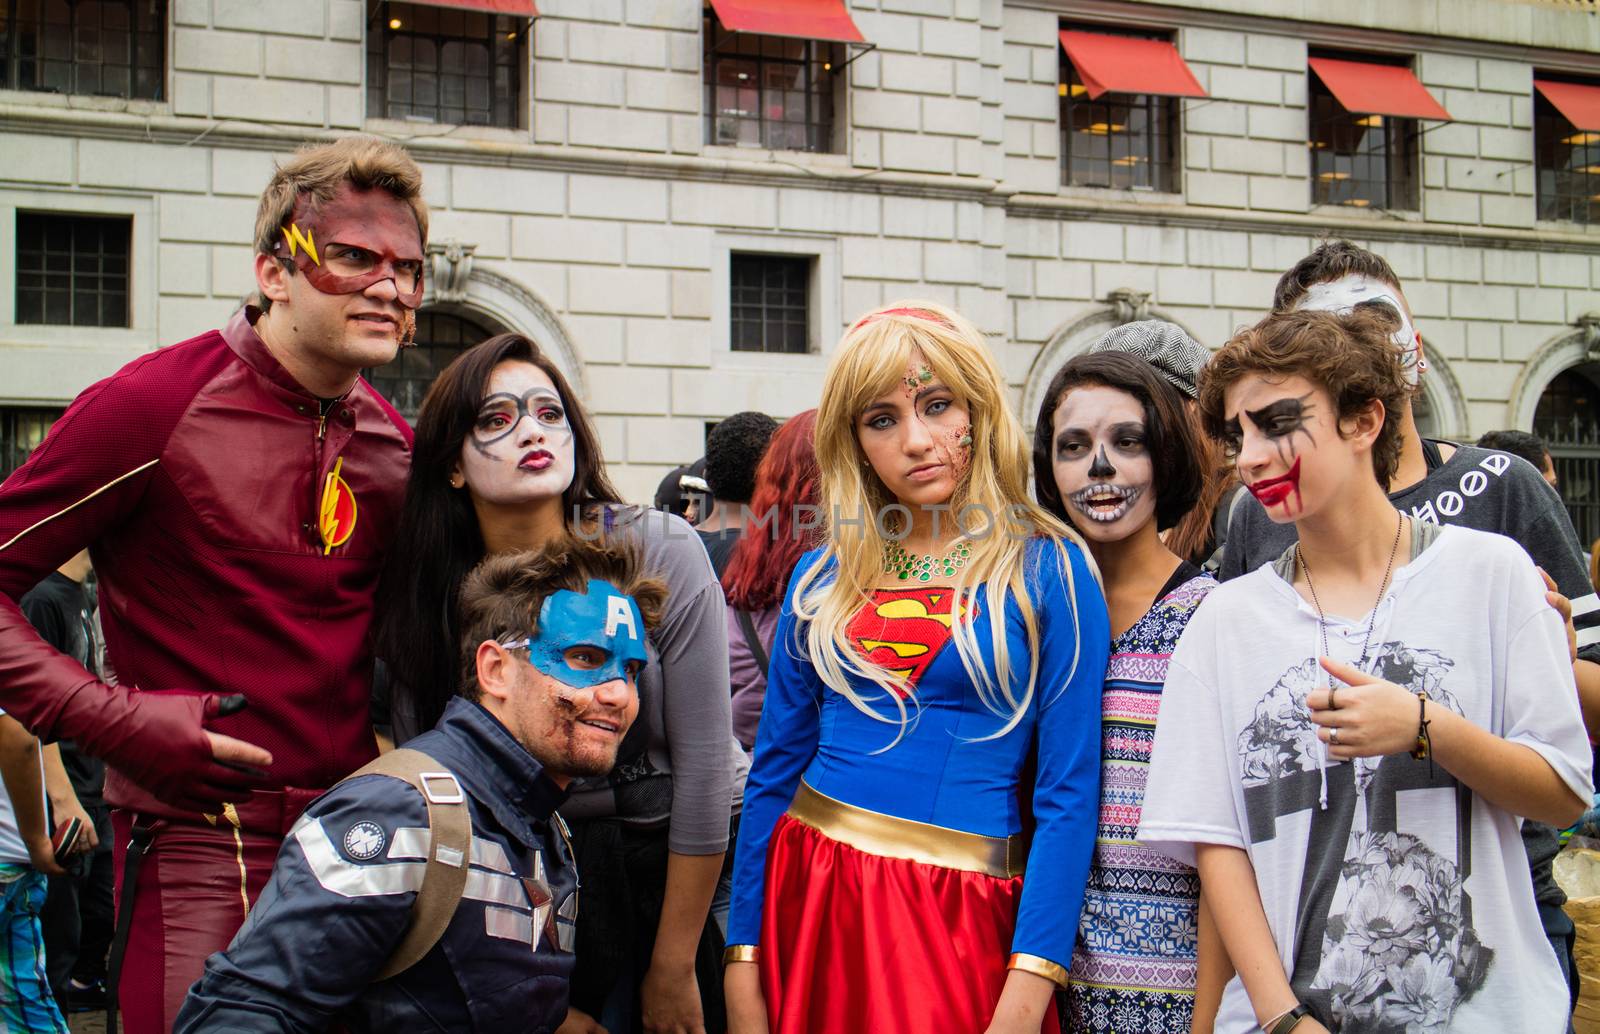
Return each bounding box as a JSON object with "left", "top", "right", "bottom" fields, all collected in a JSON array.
[{"left": 726, "top": 536, "right": 1110, "bottom": 970}]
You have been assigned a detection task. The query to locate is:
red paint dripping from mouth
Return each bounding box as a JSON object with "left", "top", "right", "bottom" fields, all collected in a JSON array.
[{"left": 1248, "top": 457, "right": 1302, "bottom": 511}]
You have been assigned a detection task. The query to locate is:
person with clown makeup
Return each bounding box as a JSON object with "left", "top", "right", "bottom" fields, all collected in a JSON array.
[
  {"left": 176, "top": 542, "right": 667, "bottom": 1033},
  {"left": 724, "top": 302, "right": 1108, "bottom": 1034},
  {"left": 1142, "top": 307, "right": 1592, "bottom": 1034},
  {"left": 0, "top": 136, "right": 423, "bottom": 1032},
  {"left": 1218, "top": 240, "right": 1600, "bottom": 1017}
]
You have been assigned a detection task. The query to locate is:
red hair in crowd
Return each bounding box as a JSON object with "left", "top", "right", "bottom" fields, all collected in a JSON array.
[{"left": 722, "top": 409, "right": 821, "bottom": 612}]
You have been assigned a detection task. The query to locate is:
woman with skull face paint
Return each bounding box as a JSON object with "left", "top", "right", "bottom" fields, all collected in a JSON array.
[
  {"left": 1030, "top": 349, "right": 1214, "bottom": 1033},
  {"left": 374, "top": 334, "right": 746, "bottom": 1034},
  {"left": 724, "top": 302, "right": 1108, "bottom": 1034}
]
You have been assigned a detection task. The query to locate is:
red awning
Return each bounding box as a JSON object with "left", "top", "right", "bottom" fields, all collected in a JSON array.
[
  {"left": 707, "top": 0, "right": 865, "bottom": 44},
  {"left": 1057, "top": 30, "right": 1206, "bottom": 100},
  {"left": 408, "top": 0, "right": 537, "bottom": 16},
  {"left": 1308, "top": 57, "right": 1451, "bottom": 121},
  {"left": 1535, "top": 79, "right": 1600, "bottom": 133}
]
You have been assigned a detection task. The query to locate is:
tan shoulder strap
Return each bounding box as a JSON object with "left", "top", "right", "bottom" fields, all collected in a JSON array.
[{"left": 341, "top": 747, "right": 472, "bottom": 980}]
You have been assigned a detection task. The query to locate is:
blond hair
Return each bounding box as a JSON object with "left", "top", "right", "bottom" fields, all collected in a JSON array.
[
  {"left": 794, "top": 300, "right": 1098, "bottom": 742},
  {"left": 253, "top": 136, "right": 428, "bottom": 256}
]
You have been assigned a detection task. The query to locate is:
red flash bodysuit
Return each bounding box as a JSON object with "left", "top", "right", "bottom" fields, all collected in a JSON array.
[{"left": 0, "top": 307, "right": 411, "bottom": 1031}]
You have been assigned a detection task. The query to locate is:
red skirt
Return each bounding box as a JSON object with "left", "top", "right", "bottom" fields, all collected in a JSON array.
[{"left": 759, "top": 806, "right": 1057, "bottom": 1033}]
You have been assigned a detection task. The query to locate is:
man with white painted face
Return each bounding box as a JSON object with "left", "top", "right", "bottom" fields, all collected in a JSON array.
[
  {"left": 1217, "top": 240, "right": 1600, "bottom": 1024},
  {"left": 175, "top": 543, "right": 666, "bottom": 1034},
  {"left": 0, "top": 137, "right": 423, "bottom": 1031}
]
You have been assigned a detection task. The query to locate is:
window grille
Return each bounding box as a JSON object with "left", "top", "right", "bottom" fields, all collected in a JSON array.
[
  {"left": 1535, "top": 86, "right": 1600, "bottom": 225},
  {"left": 0, "top": 0, "right": 164, "bottom": 98},
  {"left": 0, "top": 407, "right": 63, "bottom": 481},
  {"left": 364, "top": 307, "right": 506, "bottom": 419},
  {"left": 703, "top": 14, "right": 841, "bottom": 153},
  {"left": 16, "top": 211, "right": 131, "bottom": 328},
  {"left": 730, "top": 254, "right": 809, "bottom": 354},
  {"left": 367, "top": 1, "right": 524, "bottom": 128},
  {"left": 1308, "top": 58, "right": 1418, "bottom": 211},
  {"left": 1059, "top": 33, "right": 1178, "bottom": 192}
]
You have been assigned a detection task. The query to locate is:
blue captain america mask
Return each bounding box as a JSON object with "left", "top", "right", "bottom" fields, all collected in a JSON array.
[{"left": 504, "top": 579, "right": 648, "bottom": 690}]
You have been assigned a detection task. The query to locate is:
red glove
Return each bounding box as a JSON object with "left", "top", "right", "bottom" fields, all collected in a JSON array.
[{"left": 60, "top": 685, "right": 268, "bottom": 814}]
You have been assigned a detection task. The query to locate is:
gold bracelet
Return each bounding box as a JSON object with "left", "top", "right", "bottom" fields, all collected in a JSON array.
[
  {"left": 723, "top": 944, "right": 760, "bottom": 966},
  {"left": 1006, "top": 953, "right": 1069, "bottom": 989}
]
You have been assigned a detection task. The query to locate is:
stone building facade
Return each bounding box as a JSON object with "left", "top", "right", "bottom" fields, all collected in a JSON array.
[{"left": 2, "top": 0, "right": 1598, "bottom": 529}]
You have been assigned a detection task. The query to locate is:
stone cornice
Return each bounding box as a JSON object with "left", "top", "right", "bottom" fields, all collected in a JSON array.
[{"left": 1029, "top": 0, "right": 1600, "bottom": 69}]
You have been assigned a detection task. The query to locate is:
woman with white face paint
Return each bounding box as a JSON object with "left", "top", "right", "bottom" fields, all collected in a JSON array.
[
  {"left": 375, "top": 334, "right": 747, "bottom": 1034},
  {"left": 1031, "top": 349, "right": 1217, "bottom": 1033}
]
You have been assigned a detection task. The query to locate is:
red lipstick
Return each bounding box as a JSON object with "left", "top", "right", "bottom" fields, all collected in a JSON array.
[{"left": 1247, "top": 457, "right": 1302, "bottom": 511}]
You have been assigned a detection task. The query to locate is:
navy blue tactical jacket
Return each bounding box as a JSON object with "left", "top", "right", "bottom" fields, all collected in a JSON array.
[{"left": 174, "top": 697, "right": 579, "bottom": 1033}]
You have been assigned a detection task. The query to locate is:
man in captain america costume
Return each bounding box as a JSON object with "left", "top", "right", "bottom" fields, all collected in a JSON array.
[
  {"left": 0, "top": 136, "right": 425, "bottom": 1032},
  {"left": 175, "top": 545, "right": 666, "bottom": 1033}
]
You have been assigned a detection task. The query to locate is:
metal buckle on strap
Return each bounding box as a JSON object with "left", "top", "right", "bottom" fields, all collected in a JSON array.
[{"left": 418, "top": 772, "right": 464, "bottom": 804}]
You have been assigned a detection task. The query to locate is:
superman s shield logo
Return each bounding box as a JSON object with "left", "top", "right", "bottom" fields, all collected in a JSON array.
[{"left": 846, "top": 587, "right": 976, "bottom": 694}]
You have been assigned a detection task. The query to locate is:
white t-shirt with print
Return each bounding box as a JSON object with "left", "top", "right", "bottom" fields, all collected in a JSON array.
[{"left": 1140, "top": 524, "right": 1594, "bottom": 1034}]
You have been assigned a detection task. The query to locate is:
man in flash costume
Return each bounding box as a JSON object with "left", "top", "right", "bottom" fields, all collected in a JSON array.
[{"left": 0, "top": 137, "right": 423, "bottom": 1033}]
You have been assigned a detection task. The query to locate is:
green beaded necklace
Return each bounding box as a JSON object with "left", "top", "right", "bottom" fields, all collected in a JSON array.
[{"left": 883, "top": 540, "right": 972, "bottom": 582}]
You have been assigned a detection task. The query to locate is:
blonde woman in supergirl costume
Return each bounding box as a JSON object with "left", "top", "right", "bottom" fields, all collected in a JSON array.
[{"left": 722, "top": 303, "right": 1111, "bottom": 1034}]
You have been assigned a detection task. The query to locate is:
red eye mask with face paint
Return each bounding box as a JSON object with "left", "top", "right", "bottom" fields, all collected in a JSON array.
[{"left": 274, "top": 184, "right": 426, "bottom": 309}]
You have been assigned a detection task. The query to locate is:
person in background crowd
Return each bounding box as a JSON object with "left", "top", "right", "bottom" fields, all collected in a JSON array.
[
  {"left": 1478, "top": 429, "right": 1559, "bottom": 491},
  {"left": 176, "top": 543, "right": 666, "bottom": 1034},
  {"left": 655, "top": 463, "right": 695, "bottom": 520},
  {"left": 374, "top": 333, "right": 746, "bottom": 1034},
  {"left": 697, "top": 413, "right": 780, "bottom": 578},
  {"left": 681, "top": 459, "right": 712, "bottom": 527},
  {"left": 1031, "top": 350, "right": 1214, "bottom": 1033},
  {"left": 0, "top": 709, "right": 78, "bottom": 1034},
  {"left": 1143, "top": 307, "right": 1592, "bottom": 1034},
  {"left": 0, "top": 136, "right": 420, "bottom": 1033},
  {"left": 721, "top": 410, "right": 820, "bottom": 751},
  {"left": 1087, "top": 320, "right": 1234, "bottom": 567},
  {"left": 20, "top": 551, "right": 113, "bottom": 1014},
  {"left": 724, "top": 302, "right": 1108, "bottom": 1034},
  {"left": 1219, "top": 241, "right": 1600, "bottom": 1020}
]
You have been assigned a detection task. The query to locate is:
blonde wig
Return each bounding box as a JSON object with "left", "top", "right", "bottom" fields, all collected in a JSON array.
[{"left": 793, "top": 300, "right": 1100, "bottom": 743}]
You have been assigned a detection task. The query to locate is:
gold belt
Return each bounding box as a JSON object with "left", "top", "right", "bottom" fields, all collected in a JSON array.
[{"left": 786, "top": 780, "right": 1025, "bottom": 879}]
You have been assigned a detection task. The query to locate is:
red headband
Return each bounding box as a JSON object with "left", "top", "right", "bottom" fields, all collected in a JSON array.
[{"left": 850, "top": 307, "right": 954, "bottom": 332}]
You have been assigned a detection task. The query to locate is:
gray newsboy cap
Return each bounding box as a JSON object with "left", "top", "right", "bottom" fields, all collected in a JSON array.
[{"left": 1086, "top": 320, "right": 1210, "bottom": 399}]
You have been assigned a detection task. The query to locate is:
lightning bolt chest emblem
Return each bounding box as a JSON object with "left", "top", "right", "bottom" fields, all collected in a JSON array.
[{"left": 846, "top": 587, "right": 977, "bottom": 694}]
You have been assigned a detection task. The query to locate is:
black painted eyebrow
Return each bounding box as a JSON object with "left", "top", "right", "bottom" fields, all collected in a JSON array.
[
  {"left": 1243, "top": 393, "right": 1312, "bottom": 428},
  {"left": 1108, "top": 421, "right": 1146, "bottom": 437}
]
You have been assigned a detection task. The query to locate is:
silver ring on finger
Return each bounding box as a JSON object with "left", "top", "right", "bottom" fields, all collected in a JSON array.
[{"left": 1329, "top": 726, "right": 1339, "bottom": 745}]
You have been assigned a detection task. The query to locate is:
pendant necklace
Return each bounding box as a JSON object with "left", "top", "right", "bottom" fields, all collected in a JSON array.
[
  {"left": 1297, "top": 512, "right": 1407, "bottom": 689},
  {"left": 883, "top": 539, "right": 971, "bottom": 582}
]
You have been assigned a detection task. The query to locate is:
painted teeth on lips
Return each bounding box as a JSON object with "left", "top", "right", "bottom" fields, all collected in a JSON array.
[{"left": 1067, "top": 484, "right": 1140, "bottom": 523}]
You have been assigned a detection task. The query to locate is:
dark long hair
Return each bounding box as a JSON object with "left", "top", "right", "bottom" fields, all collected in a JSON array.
[
  {"left": 1031, "top": 350, "right": 1204, "bottom": 533},
  {"left": 373, "top": 333, "right": 622, "bottom": 733},
  {"left": 721, "top": 410, "right": 820, "bottom": 613}
]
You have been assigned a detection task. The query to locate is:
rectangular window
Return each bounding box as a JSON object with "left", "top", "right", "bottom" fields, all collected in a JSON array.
[
  {"left": 16, "top": 211, "right": 131, "bottom": 327},
  {"left": 703, "top": 14, "right": 842, "bottom": 153},
  {"left": 1308, "top": 54, "right": 1420, "bottom": 211},
  {"left": 1058, "top": 27, "right": 1187, "bottom": 192},
  {"left": 0, "top": 0, "right": 165, "bottom": 98},
  {"left": 730, "top": 253, "right": 809, "bottom": 354},
  {"left": 0, "top": 407, "right": 63, "bottom": 480},
  {"left": 367, "top": 1, "right": 525, "bottom": 128},
  {"left": 1535, "top": 78, "right": 1600, "bottom": 225}
]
